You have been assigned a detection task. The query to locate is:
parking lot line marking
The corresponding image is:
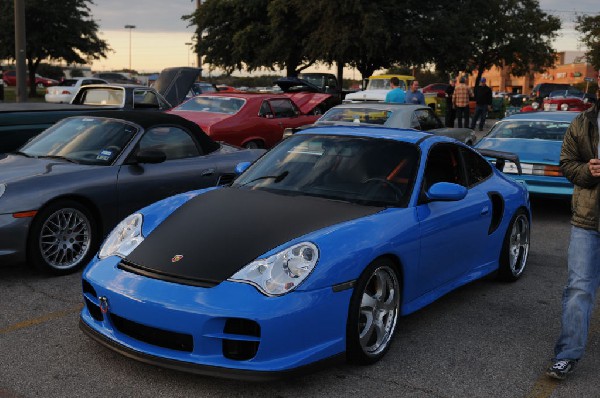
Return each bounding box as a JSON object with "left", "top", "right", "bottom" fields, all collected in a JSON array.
[
  {"left": 0, "top": 304, "right": 83, "bottom": 335},
  {"left": 526, "top": 305, "right": 600, "bottom": 398}
]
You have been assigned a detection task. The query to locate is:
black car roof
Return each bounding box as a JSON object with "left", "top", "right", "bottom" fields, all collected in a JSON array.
[{"left": 81, "top": 110, "right": 220, "bottom": 153}]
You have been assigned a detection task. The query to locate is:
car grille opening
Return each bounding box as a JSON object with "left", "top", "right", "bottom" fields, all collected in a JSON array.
[
  {"left": 217, "top": 173, "right": 236, "bottom": 186},
  {"left": 110, "top": 313, "right": 193, "bottom": 352},
  {"left": 222, "top": 318, "right": 261, "bottom": 360},
  {"left": 84, "top": 297, "right": 104, "bottom": 322}
]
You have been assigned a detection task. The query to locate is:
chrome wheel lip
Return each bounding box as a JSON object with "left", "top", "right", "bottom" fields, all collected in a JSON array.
[
  {"left": 38, "top": 208, "right": 92, "bottom": 270},
  {"left": 358, "top": 265, "right": 400, "bottom": 356},
  {"left": 508, "top": 214, "right": 530, "bottom": 277}
]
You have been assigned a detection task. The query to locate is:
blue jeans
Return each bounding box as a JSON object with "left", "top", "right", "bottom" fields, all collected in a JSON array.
[
  {"left": 470, "top": 105, "right": 488, "bottom": 130},
  {"left": 553, "top": 226, "right": 600, "bottom": 360}
]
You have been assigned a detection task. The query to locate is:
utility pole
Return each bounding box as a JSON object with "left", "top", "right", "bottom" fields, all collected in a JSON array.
[
  {"left": 14, "top": 0, "right": 27, "bottom": 102},
  {"left": 125, "top": 25, "right": 136, "bottom": 71},
  {"left": 194, "top": 0, "right": 202, "bottom": 75}
]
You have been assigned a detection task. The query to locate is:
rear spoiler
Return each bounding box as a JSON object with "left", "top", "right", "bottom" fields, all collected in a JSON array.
[{"left": 476, "top": 149, "right": 522, "bottom": 175}]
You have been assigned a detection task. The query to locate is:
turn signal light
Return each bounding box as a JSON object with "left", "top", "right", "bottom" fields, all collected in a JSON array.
[{"left": 532, "top": 165, "right": 562, "bottom": 177}]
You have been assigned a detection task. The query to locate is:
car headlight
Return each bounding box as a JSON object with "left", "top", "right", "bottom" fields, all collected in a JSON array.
[
  {"left": 0, "top": 183, "right": 5, "bottom": 199},
  {"left": 531, "top": 102, "right": 539, "bottom": 110},
  {"left": 560, "top": 103, "right": 569, "bottom": 111},
  {"left": 229, "top": 242, "right": 319, "bottom": 296},
  {"left": 98, "top": 213, "right": 144, "bottom": 259}
]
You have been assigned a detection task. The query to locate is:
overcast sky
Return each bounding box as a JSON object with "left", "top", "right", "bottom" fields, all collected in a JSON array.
[{"left": 87, "top": 0, "right": 599, "bottom": 73}]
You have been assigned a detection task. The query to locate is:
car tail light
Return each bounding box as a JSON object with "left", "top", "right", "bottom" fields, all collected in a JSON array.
[
  {"left": 532, "top": 165, "right": 563, "bottom": 176},
  {"left": 62, "top": 90, "right": 71, "bottom": 95}
]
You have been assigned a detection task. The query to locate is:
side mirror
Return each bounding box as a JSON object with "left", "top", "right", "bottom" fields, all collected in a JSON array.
[
  {"left": 235, "top": 161, "right": 251, "bottom": 175},
  {"left": 426, "top": 182, "right": 467, "bottom": 201},
  {"left": 135, "top": 149, "right": 166, "bottom": 164}
]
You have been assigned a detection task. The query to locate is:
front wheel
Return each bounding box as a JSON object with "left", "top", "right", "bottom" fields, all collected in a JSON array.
[
  {"left": 28, "top": 200, "right": 98, "bottom": 275},
  {"left": 243, "top": 140, "right": 263, "bottom": 149},
  {"left": 346, "top": 258, "right": 401, "bottom": 365},
  {"left": 497, "top": 210, "right": 530, "bottom": 281}
]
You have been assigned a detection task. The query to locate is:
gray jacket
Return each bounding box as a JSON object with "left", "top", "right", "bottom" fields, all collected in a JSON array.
[{"left": 560, "top": 103, "right": 600, "bottom": 230}]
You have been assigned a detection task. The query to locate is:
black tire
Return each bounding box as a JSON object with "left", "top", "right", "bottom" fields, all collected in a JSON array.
[
  {"left": 243, "top": 140, "right": 262, "bottom": 149},
  {"left": 28, "top": 200, "right": 98, "bottom": 275},
  {"left": 346, "top": 258, "right": 401, "bottom": 365},
  {"left": 497, "top": 209, "right": 530, "bottom": 282}
]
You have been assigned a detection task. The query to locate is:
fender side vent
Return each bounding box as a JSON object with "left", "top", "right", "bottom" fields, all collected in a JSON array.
[{"left": 488, "top": 192, "right": 505, "bottom": 234}]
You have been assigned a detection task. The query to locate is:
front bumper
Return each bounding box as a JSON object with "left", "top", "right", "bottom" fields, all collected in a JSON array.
[
  {"left": 0, "top": 213, "right": 31, "bottom": 265},
  {"left": 80, "top": 256, "right": 351, "bottom": 379}
]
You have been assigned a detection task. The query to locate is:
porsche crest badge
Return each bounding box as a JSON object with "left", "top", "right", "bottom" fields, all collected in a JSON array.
[{"left": 171, "top": 254, "right": 184, "bottom": 263}]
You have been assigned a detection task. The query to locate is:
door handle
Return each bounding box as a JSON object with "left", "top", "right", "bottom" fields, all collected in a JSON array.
[
  {"left": 201, "top": 168, "right": 215, "bottom": 176},
  {"left": 480, "top": 206, "right": 489, "bottom": 215}
]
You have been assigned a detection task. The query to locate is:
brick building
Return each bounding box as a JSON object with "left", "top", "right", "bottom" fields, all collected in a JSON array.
[{"left": 468, "top": 51, "right": 598, "bottom": 95}]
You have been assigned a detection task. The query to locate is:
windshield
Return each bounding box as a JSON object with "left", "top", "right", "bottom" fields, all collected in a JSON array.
[
  {"left": 366, "top": 78, "right": 409, "bottom": 90},
  {"left": 20, "top": 117, "right": 138, "bottom": 165},
  {"left": 548, "top": 89, "right": 584, "bottom": 98},
  {"left": 232, "top": 134, "right": 418, "bottom": 207},
  {"left": 174, "top": 96, "right": 245, "bottom": 114},
  {"left": 319, "top": 107, "right": 392, "bottom": 125},
  {"left": 487, "top": 120, "right": 571, "bottom": 141},
  {"left": 60, "top": 79, "right": 78, "bottom": 87}
]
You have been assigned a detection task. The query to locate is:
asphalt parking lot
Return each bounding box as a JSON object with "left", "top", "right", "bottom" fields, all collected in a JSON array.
[{"left": 2, "top": 197, "right": 600, "bottom": 398}]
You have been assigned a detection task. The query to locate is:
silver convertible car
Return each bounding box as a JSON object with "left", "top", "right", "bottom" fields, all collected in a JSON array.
[
  {"left": 284, "top": 103, "right": 477, "bottom": 145},
  {"left": 0, "top": 111, "right": 263, "bottom": 275}
]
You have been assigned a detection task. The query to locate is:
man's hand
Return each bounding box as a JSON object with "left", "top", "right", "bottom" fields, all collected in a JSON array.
[{"left": 589, "top": 159, "right": 600, "bottom": 177}]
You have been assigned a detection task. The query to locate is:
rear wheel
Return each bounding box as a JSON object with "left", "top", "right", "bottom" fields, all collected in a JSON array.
[
  {"left": 346, "top": 258, "right": 401, "bottom": 364},
  {"left": 497, "top": 209, "right": 530, "bottom": 281},
  {"left": 243, "top": 140, "right": 263, "bottom": 149},
  {"left": 28, "top": 200, "right": 98, "bottom": 275}
]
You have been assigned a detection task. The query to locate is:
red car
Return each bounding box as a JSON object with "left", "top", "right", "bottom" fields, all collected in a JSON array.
[
  {"left": 422, "top": 83, "right": 450, "bottom": 98},
  {"left": 168, "top": 93, "right": 320, "bottom": 148},
  {"left": 521, "top": 89, "right": 594, "bottom": 113},
  {"left": 2, "top": 70, "right": 59, "bottom": 87}
]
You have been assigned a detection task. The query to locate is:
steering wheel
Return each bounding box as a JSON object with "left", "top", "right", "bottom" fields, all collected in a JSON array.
[{"left": 361, "top": 177, "right": 404, "bottom": 201}]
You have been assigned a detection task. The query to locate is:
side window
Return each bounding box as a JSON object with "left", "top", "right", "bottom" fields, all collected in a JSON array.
[
  {"left": 423, "top": 144, "right": 466, "bottom": 192},
  {"left": 269, "top": 99, "right": 297, "bottom": 118},
  {"left": 259, "top": 101, "right": 273, "bottom": 117},
  {"left": 414, "top": 109, "right": 439, "bottom": 131},
  {"left": 134, "top": 89, "right": 159, "bottom": 109},
  {"left": 460, "top": 147, "right": 492, "bottom": 187},
  {"left": 137, "top": 127, "right": 201, "bottom": 160}
]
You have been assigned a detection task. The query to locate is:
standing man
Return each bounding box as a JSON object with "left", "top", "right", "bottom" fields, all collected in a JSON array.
[
  {"left": 546, "top": 78, "right": 600, "bottom": 380},
  {"left": 405, "top": 80, "right": 425, "bottom": 105},
  {"left": 470, "top": 77, "right": 493, "bottom": 131},
  {"left": 453, "top": 76, "right": 472, "bottom": 128},
  {"left": 444, "top": 79, "right": 456, "bottom": 127},
  {"left": 385, "top": 77, "right": 405, "bottom": 103}
]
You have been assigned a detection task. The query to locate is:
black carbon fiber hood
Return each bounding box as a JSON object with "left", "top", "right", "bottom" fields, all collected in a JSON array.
[{"left": 125, "top": 188, "right": 382, "bottom": 285}]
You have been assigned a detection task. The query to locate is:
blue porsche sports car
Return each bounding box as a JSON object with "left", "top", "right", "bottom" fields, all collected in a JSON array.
[
  {"left": 80, "top": 126, "right": 531, "bottom": 380},
  {"left": 475, "top": 111, "right": 576, "bottom": 197}
]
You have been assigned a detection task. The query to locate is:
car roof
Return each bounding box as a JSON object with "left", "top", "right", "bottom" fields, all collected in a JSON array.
[
  {"left": 295, "top": 124, "right": 432, "bottom": 144},
  {"left": 327, "top": 103, "right": 428, "bottom": 111},
  {"left": 196, "top": 92, "right": 290, "bottom": 101},
  {"left": 502, "top": 111, "right": 577, "bottom": 122},
  {"left": 72, "top": 110, "right": 220, "bottom": 152}
]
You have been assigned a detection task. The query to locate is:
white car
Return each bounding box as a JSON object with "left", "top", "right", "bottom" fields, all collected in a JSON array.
[{"left": 45, "top": 77, "right": 108, "bottom": 103}]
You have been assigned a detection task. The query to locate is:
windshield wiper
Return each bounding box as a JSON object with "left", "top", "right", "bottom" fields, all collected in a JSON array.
[
  {"left": 238, "top": 171, "right": 289, "bottom": 187},
  {"left": 39, "top": 155, "right": 81, "bottom": 164},
  {"left": 11, "top": 150, "right": 33, "bottom": 158}
]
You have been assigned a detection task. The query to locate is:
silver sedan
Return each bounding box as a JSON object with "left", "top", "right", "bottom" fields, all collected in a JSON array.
[{"left": 285, "top": 103, "right": 477, "bottom": 145}]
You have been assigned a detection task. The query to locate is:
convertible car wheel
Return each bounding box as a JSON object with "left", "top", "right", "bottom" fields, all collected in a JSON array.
[
  {"left": 347, "top": 259, "right": 401, "bottom": 365},
  {"left": 498, "top": 210, "right": 530, "bottom": 281},
  {"left": 28, "top": 200, "right": 98, "bottom": 275}
]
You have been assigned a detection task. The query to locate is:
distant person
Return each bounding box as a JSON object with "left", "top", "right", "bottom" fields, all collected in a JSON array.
[
  {"left": 444, "top": 79, "right": 456, "bottom": 127},
  {"left": 470, "top": 77, "right": 493, "bottom": 131},
  {"left": 546, "top": 80, "right": 600, "bottom": 380},
  {"left": 405, "top": 80, "right": 425, "bottom": 105},
  {"left": 453, "top": 76, "right": 472, "bottom": 128},
  {"left": 385, "top": 77, "right": 405, "bottom": 103}
]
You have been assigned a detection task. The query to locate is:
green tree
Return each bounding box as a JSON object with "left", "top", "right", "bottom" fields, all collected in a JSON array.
[
  {"left": 576, "top": 15, "right": 600, "bottom": 71},
  {"left": 442, "top": 0, "right": 560, "bottom": 86},
  {"left": 0, "top": 0, "right": 109, "bottom": 97},
  {"left": 184, "top": 0, "right": 317, "bottom": 76}
]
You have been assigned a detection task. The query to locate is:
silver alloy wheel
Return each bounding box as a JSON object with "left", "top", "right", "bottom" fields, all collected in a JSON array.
[
  {"left": 358, "top": 265, "right": 400, "bottom": 357},
  {"left": 508, "top": 213, "right": 529, "bottom": 277},
  {"left": 244, "top": 141, "right": 260, "bottom": 149},
  {"left": 38, "top": 207, "right": 92, "bottom": 270}
]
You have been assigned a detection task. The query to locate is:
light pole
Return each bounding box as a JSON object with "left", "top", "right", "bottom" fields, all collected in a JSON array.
[
  {"left": 124, "top": 25, "right": 136, "bottom": 71},
  {"left": 185, "top": 42, "right": 193, "bottom": 66}
]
